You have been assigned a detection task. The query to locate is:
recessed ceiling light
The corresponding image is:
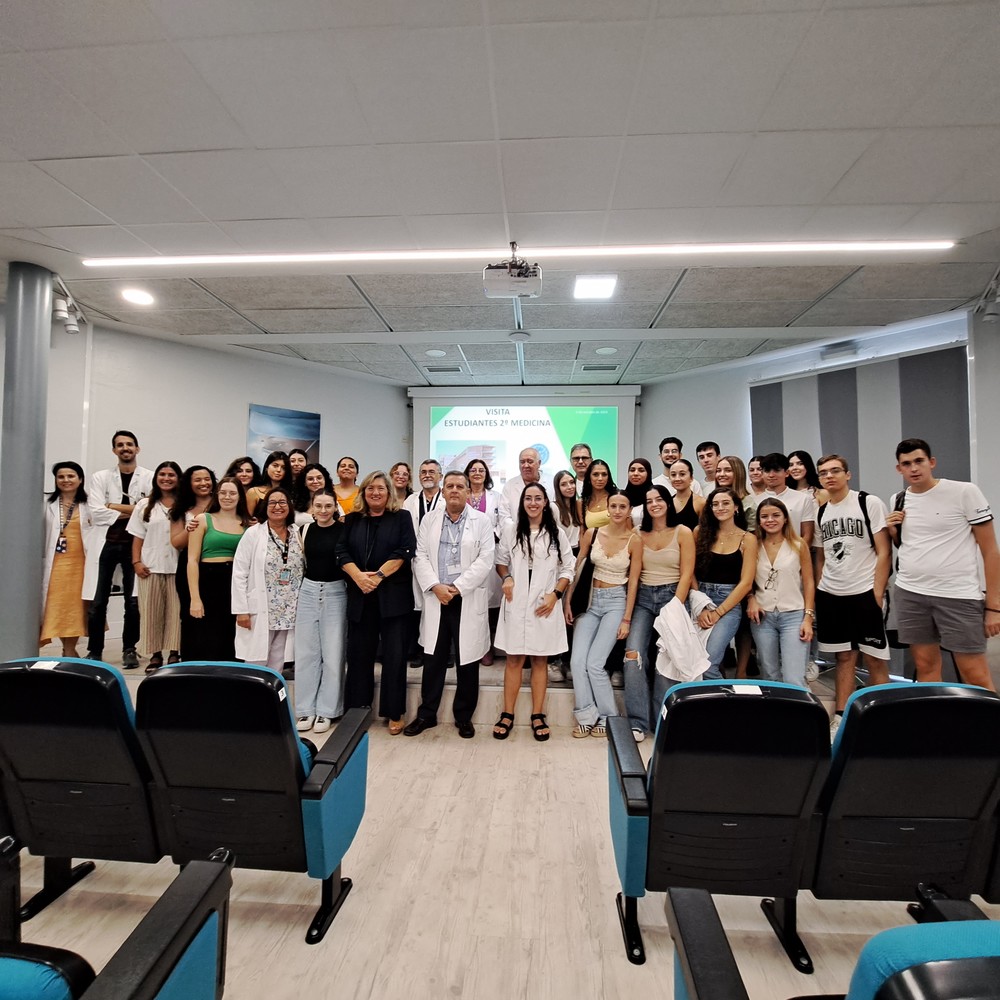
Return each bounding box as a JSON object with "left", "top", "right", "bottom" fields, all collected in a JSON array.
[
  {"left": 595, "top": 347, "right": 618, "bottom": 356},
  {"left": 82, "top": 240, "right": 956, "bottom": 269},
  {"left": 574, "top": 275, "right": 618, "bottom": 300},
  {"left": 121, "top": 287, "right": 155, "bottom": 305},
  {"left": 425, "top": 349, "right": 447, "bottom": 357}
]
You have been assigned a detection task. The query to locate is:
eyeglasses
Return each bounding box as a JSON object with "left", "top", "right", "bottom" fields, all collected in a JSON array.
[
  {"left": 764, "top": 567, "right": 778, "bottom": 590},
  {"left": 818, "top": 468, "right": 846, "bottom": 477},
  {"left": 366, "top": 486, "right": 388, "bottom": 494},
  {"left": 571, "top": 455, "right": 590, "bottom": 463},
  {"left": 266, "top": 500, "right": 289, "bottom": 508}
]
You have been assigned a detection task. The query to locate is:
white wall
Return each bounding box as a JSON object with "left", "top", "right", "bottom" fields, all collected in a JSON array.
[
  {"left": 45, "top": 326, "right": 411, "bottom": 481},
  {"left": 639, "top": 366, "right": 754, "bottom": 468}
]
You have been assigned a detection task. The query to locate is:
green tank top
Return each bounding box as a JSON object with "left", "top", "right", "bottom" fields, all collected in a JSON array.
[{"left": 200, "top": 513, "right": 243, "bottom": 560}]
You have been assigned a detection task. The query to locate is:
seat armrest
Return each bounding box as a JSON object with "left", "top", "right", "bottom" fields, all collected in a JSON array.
[
  {"left": 909, "top": 883, "right": 991, "bottom": 923},
  {"left": 0, "top": 835, "right": 20, "bottom": 942},
  {"left": 80, "top": 851, "right": 234, "bottom": 1000},
  {"left": 302, "top": 708, "right": 372, "bottom": 799},
  {"left": 665, "top": 888, "right": 751, "bottom": 1000},
  {"left": 608, "top": 716, "right": 649, "bottom": 815}
]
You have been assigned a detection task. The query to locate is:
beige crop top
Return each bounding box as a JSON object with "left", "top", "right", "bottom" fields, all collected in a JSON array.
[
  {"left": 591, "top": 529, "right": 630, "bottom": 586},
  {"left": 640, "top": 531, "right": 681, "bottom": 586}
]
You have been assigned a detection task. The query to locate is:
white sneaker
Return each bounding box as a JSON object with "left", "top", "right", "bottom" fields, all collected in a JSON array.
[
  {"left": 632, "top": 728, "right": 646, "bottom": 743},
  {"left": 829, "top": 713, "right": 842, "bottom": 742},
  {"left": 313, "top": 716, "right": 331, "bottom": 734},
  {"left": 296, "top": 716, "right": 315, "bottom": 732},
  {"left": 805, "top": 660, "right": 820, "bottom": 683}
]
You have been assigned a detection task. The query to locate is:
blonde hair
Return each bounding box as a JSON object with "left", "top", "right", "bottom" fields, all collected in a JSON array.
[{"left": 354, "top": 471, "right": 400, "bottom": 514}]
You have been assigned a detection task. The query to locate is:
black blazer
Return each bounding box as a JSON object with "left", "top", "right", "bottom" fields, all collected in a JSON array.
[{"left": 336, "top": 509, "right": 416, "bottom": 622}]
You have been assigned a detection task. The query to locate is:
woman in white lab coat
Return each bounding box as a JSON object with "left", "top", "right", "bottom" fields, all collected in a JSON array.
[{"left": 493, "top": 483, "right": 575, "bottom": 741}]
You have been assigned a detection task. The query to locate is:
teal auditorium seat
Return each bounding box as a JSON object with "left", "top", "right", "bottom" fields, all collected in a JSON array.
[
  {"left": 0, "top": 658, "right": 162, "bottom": 923},
  {"left": 608, "top": 680, "right": 1000, "bottom": 974},
  {"left": 0, "top": 837, "right": 234, "bottom": 1000},
  {"left": 665, "top": 885, "right": 1000, "bottom": 1000},
  {"left": 607, "top": 680, "right": 830, "bottom": 968},
  {"left": 135, "top": 663, "right": 371, "bottom": 944}
]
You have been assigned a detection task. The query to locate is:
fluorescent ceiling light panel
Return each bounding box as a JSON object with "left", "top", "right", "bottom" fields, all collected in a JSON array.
[
  {"left": 83, "top": 240, "right": 955, "bottom": 268},
  {"left": 574, "top": 274, "right": 618, "bottom": 299},
  {"left": 121, "top": 287, "right": 155, "bottom": 305}
]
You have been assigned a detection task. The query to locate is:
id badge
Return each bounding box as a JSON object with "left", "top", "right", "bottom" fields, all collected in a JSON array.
[
  {"left": 278, "top": 567, "right": 292, "bottom": 585},
  {"left": 446, "top": 562, "right": 463, "bottom": 577},
  {"left": 55, "top": 535, "right": 68, "bottom": 554}
]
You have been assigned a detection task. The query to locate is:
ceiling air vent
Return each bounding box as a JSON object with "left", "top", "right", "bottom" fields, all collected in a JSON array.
[
  {"left": 579, "top": 364, "right": 620, "bottom": 372},
  {"left": 424, "top": 365, "right": 464, "bottom": 374}
]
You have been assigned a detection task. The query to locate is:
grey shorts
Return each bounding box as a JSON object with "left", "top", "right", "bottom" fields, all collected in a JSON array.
[{"left": 893, "top": 586, "right": 987, "bottom": 654}]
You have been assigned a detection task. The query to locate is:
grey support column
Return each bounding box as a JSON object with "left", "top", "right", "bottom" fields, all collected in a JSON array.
[{"left": 1, "top": 262, "right": 52, "bottom": 659}]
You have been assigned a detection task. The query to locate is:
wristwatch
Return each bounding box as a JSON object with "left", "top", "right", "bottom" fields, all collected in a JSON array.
[{"left": 375, "top": 569, "right": 385, "bottom": 579}]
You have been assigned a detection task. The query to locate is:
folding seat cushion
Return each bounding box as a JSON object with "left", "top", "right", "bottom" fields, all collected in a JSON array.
[{"left": 813, "top": 682, "right": 1000, "bottom": 901}]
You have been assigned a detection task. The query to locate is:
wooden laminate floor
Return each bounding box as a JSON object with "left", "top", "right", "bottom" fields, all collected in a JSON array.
[{"left": 18, "top": 717, "right": 1000, "bottom": 1000}]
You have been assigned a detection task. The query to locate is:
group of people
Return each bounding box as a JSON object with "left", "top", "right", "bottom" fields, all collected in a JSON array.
[{"left": 41, "top": 430, "right": 999, "bottom": 743}]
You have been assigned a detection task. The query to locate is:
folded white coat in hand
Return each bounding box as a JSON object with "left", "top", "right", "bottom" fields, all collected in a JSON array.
[{"left": 654, "top": 591, "right": 713, "bottom": 682}]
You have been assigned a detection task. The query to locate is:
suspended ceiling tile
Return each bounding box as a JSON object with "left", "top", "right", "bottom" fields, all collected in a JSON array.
[
  {"left": 348, "top": 344, "right": 413, "bottom": 362},
  {"left": 3, "top": 0, "right": 168, "bottom": 48},
  {"left": 793, "top": 298, "right": 966, "bottom": 327},
  {"left": 603, "top": 208, "right": 705, "bottom": 244},
  {"left": 505, "top": 212, "right": 608, "bottom": 247},
  {"left": 0, "top": 162, "right": 109, "bottom": 228},
  {"left": 380, "top": 304, "right": 513, "bottom": 332},
  {"left": 355, "top": 273, "right": 484, "bottom": 307},
  {"left": 401, "top": 343, "right": 468, "bottom": 362},
  {"left": 117, "top": 309, "right": 263, "bottom": 336},
  {"left": 282, "top": 344, "right": 364, "bottom": 363},
  {"left": 656, "top": 301, "right": 813, "bottom": 328},
  {"left": 363, "top": 362, "right": 424, "bottom": 379},
  {"left": 459, "top": 343, "right": 518, "bottom": 361},
  {"left": 613, "top": 134, "right": 751, "bottom": 210},
  {"left": 632, "top": 13, "right": 813, "bottom": 134},
  {"left": 66, "top": 277, "right": 221, "bottom": 313},
  {"left": 828, "top": 262, "right": 997, "bottom": 300},
  {"left": 215, "top": 219, "right": 332, "bottom": 252},
  {"left": 242, "top": 308, "right": 384, "bottom": 334},
  {"left": 405, "top": 214, "right": 507, "bottom": 249},
  {"left": 237, "top": 344, "right": 299, "bottom": 358},
  {"left": 37, "top": 226, "right": 153, "bottom": 256},
  {"left": 697, "top": 205, "right": 817, "bottom": 241},
  {"left": 798, "top": 204, "right": 920, "bottom": 239},
  {"left": 690, "top": 338, "right": 768, "bottom": 358},
  {"left": 466, "top": 361, "right": 519, "bottom": 375},
  {"left": 673, "top": 266, "right": 853, "bottom": 302},
  {"left": 523, "top": 362, "right": 576, "bottom": 374},
  {"left": 0, "top": 54, "right": 133, "bottom": 160},
  {"left": 521, "top": 342, "right": 578, "bottom": 361},
  {"left": 474, "top": 374, "right": 522, "bottom": 385},
  {"left": 489, "top": 0, "right": 651, "bottom": 25},
  {"left": 540, "top": 269, "right": 684, "bottom": 304},
  {"left": 677, "top": 357, "right": 723, "bottom": 371},
  {"left": 310, "top": 216, "right": 415, "bottom": 251},
  {"left": 36, "top": 156, "right": 204, "bottom": 226},
  {"left": 896, "top": 204, "right": 1000, "bottom": 242},
  {"left": 501, "top": 138, "right": 621, "bottom": 214},
  {"left": 337, "top": 27, "right": 494, "bottom": 143},
  {"left": 577, "top": 340, "right": 643, "bottom": 358},
  {"left": 635, "top": 340, "right": 704, "bottom": 358},
  {"left": 302, "top": 358, "right": 373, "bottom": 372},
  {"left": 199, "top": 275, "right": 364, "bottom": 310},
  {"left": 519, "top": 303, "right": 659, "bottom": 329},
  {"left": 180, "top": 32, "right": 373, "bottom": 150},
  {"left": 124, "top": 223, "right": 241, "bottom": 254},
  {"left": 622, "top": 358, "right": 688, "bottom": 376},
  {"left": 36, "top": 43, "right": 251, "bottom": 154},
  {"left": 492, "top": 21, "right": 645, "bottom": 139}
]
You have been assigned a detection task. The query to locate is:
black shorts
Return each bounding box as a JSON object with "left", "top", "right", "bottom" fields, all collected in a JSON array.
[{"left": 816, "top": 588, "right": 889, "bottom": 660}]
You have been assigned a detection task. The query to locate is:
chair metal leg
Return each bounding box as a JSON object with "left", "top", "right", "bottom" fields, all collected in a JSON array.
[
  {"left": 616, "top": 892, "right": 646, "bottom": 965},
  {"left": 20, "top": 857, "right": 96, "bottom": 922},
  {"left": 306, "top": 864, "right": 352, "bottom": 944},
  {"left": 760, "top": 895, "right": 813, "bottom": 975},
  {"left": 0, "top": 838, "right": 20, "bottom": 942}
]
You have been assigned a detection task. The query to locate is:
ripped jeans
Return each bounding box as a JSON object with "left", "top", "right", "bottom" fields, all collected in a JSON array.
[{"left": 622, "top": 582, "right": 678, "bottom": 734}]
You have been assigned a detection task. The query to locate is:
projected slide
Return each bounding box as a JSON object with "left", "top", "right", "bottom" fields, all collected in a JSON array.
[{"left": 430, "top": 404, "right": 618, "bottom": 488}]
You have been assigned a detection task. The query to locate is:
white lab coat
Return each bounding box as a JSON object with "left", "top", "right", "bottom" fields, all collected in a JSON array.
[
  {"left": 85, "top": 466, "right": 154, "bottom": 599},
  {"left": 494, "top": 521, "right": 575, "bottom": 656},
  {"left": 41, "top": 500, "right": 105, "bottom": 606},
  {"left": 404, "top": 490, "right": 443, "bottom": 611},
  {"left": 469, "top": 489, "right": 502, "bottom": 608},
  {"left": 413, "top": 507, "right": 495, "bottom": 664},
  {"left": 653, "top": 592, "right": 713, "bottom": 682},
  {"left": 231, "top": 522, "right": 300, "bottom": 663}
]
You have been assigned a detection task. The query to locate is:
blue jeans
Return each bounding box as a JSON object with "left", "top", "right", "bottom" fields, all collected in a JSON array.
[
  {"left": 571, "top": 586, "right": 625, "bottom": 726},
  {"left": 623, "top": 582, "right": 678, "bottom": 734},
  {"left": 700, "top": 582, "right": 742, "bottom": 679},
  {"left": 751, "top": 609, "right": 808, "bottom": 687},
  {"left": 294, "top": 579, "right": 347, "bottom": 718}
]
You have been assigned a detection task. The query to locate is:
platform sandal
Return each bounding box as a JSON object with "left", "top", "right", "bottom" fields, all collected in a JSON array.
[
  {"left": 492, "top": 711, "right": 514, "bottom": 740},
  {"left": 530, "top": 713, "right": 550, "bottom": 742}
]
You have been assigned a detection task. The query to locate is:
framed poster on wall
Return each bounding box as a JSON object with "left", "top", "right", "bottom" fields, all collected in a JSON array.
[{"left": 247, "top": 403, "right": 321, "bottom": 469}]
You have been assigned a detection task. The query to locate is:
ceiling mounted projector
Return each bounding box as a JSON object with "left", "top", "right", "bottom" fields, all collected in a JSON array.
[{"left": 483, "top": 241, "right": 542, "bottom": 299}]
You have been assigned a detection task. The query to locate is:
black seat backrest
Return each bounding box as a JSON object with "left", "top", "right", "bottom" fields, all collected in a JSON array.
[
  {"left": 0, "top": 659, "right": 159, "bottom": 862},
  {"left": 645, "top": 681, "right": 830, "bottom": 897},
  {"left": 811, "top": 683, "right": 1000, "bottom": 900},
  {"left": 135, "top": 664, "right": 310, "bottom": 872}
]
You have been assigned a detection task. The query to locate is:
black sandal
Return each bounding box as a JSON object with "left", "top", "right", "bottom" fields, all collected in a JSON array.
[
  {"left": 145, "top": 652, "right": 163, "bottom": 674},
  {"left": 530, "top": 713, "right": 550, "bottom": 742},
  {"left": 493, "top": 712, "right": 514, "bottom": 740}
]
